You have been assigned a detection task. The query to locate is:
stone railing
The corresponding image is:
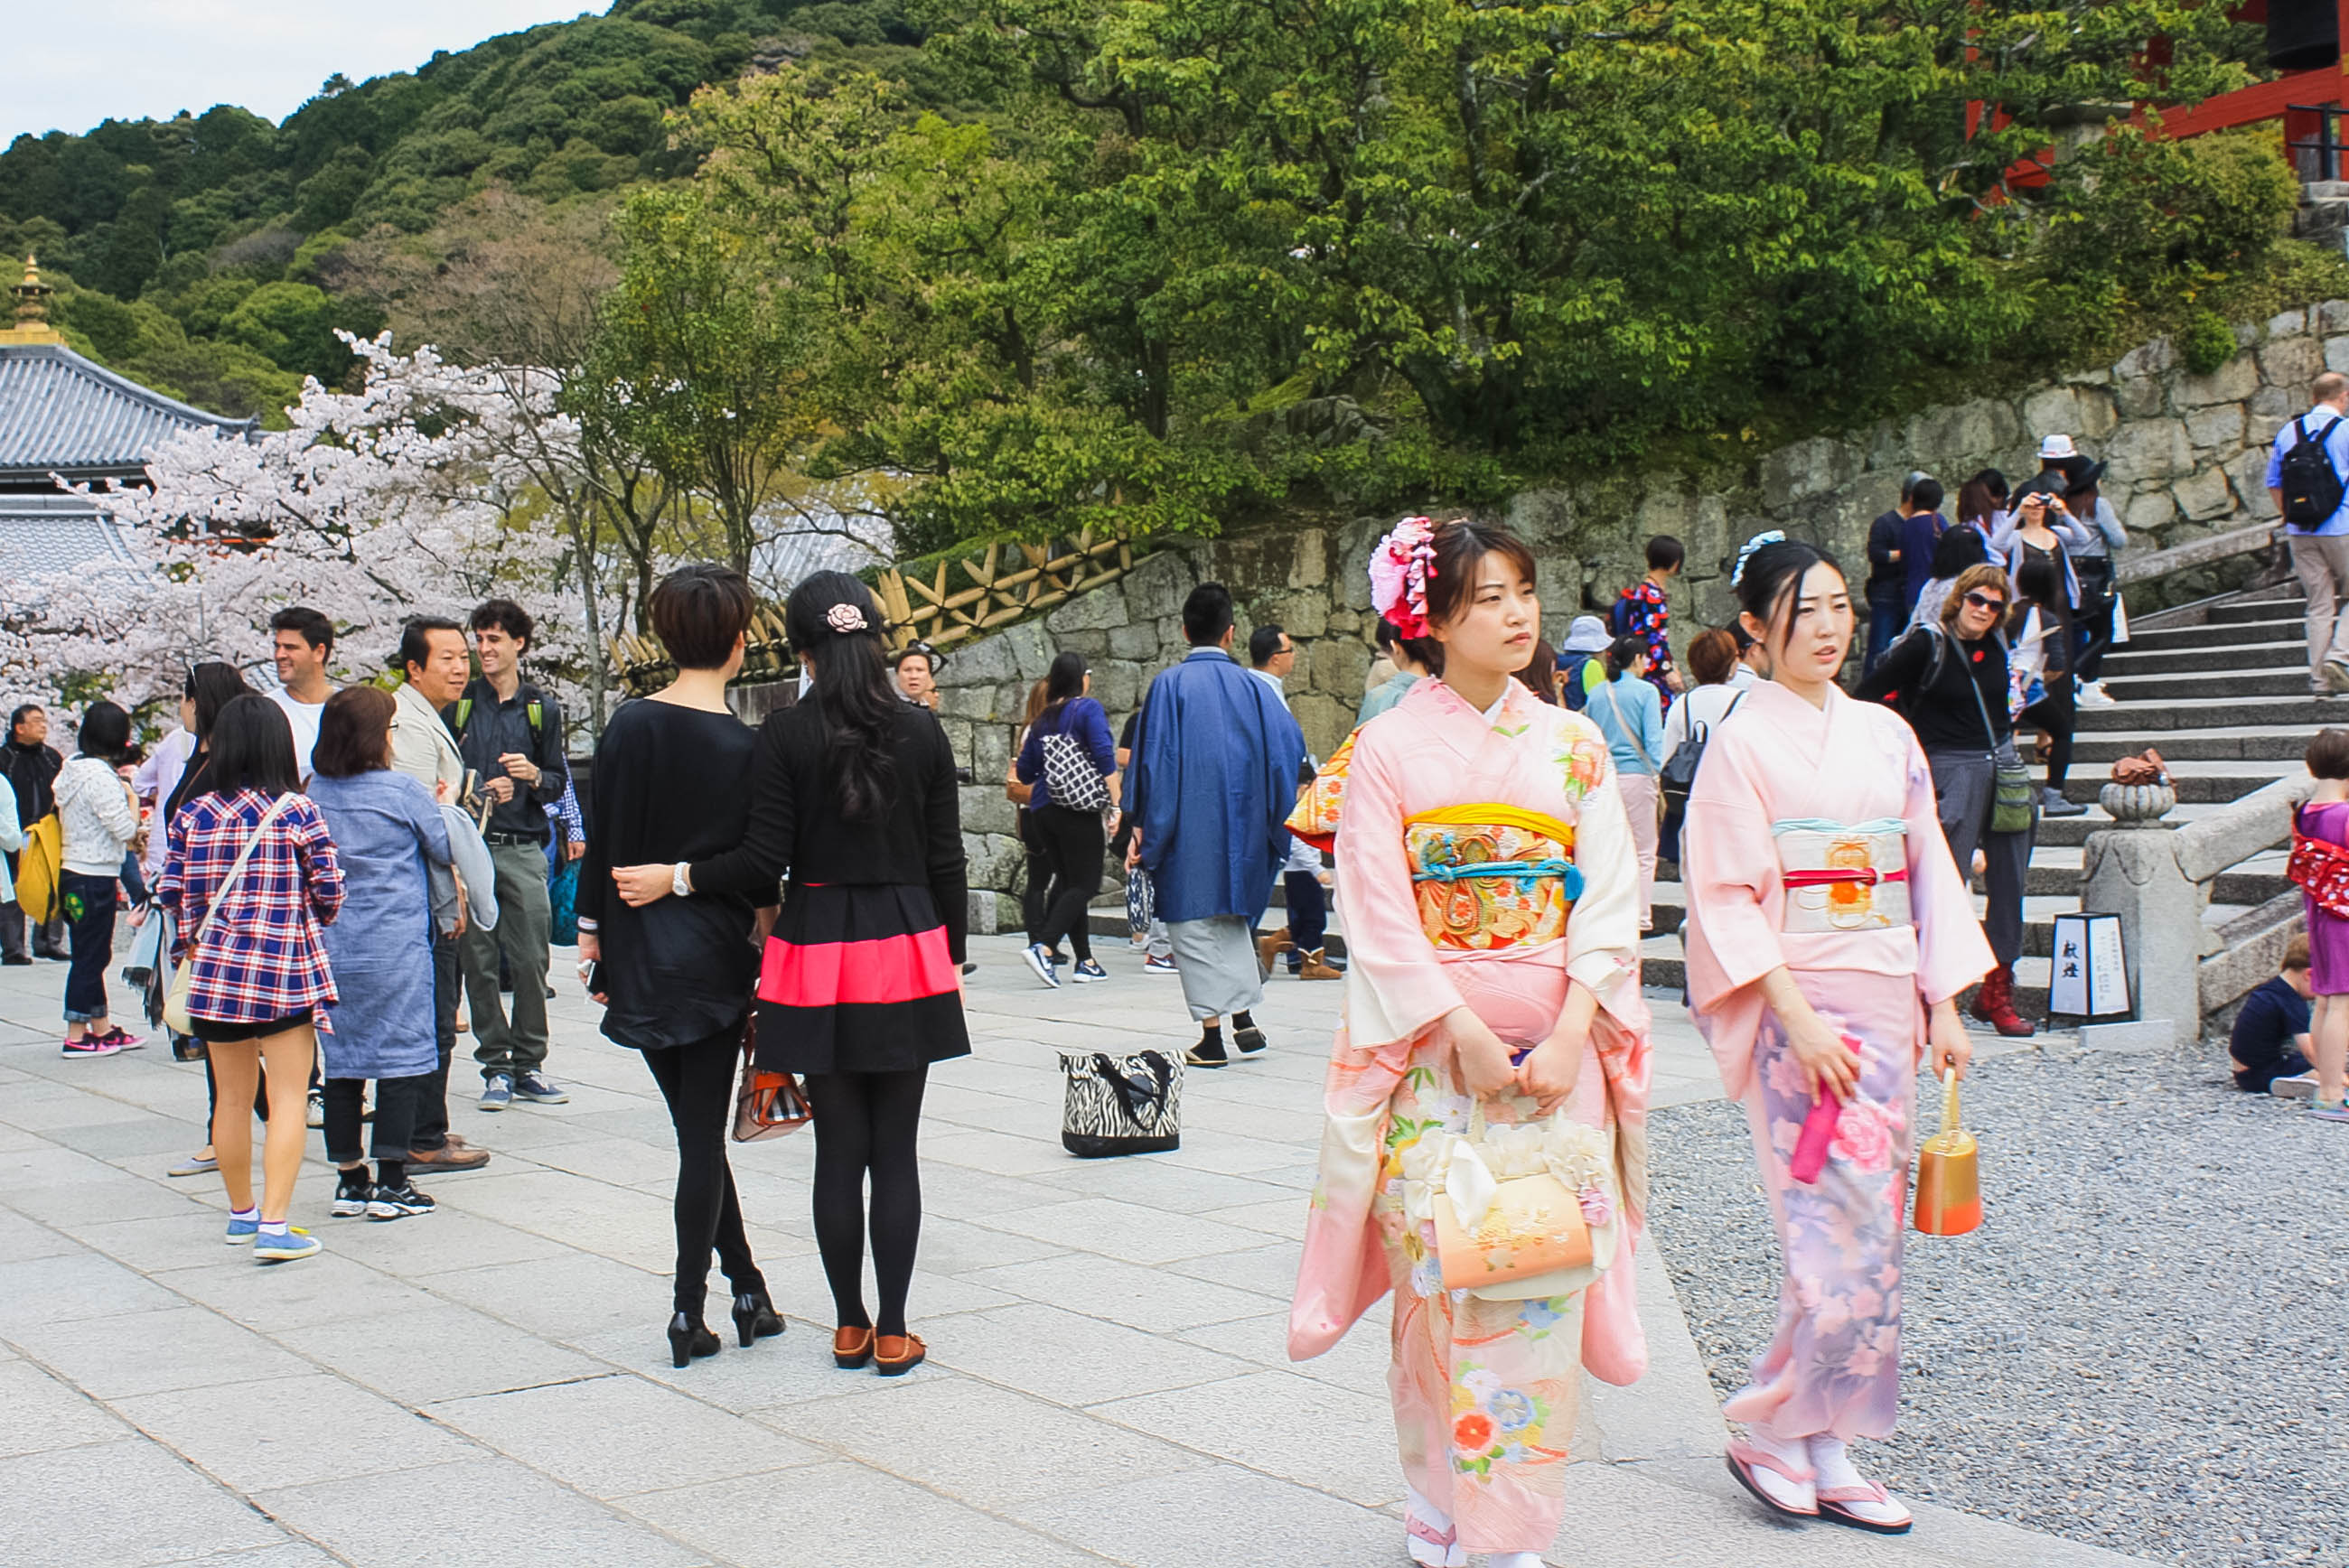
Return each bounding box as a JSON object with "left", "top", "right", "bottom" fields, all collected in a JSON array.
[{"left": 2079, "top": 773, "right": 2311, "bottom": 1047}]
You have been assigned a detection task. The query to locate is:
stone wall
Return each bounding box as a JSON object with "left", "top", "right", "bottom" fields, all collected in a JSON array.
[{"left": 937, "top": 304, "right": 2345, "bottom": 924}]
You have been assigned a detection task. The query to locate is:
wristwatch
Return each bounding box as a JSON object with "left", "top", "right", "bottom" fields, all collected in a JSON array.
[{"left": 671, "top": 862, "right": 692, "bottom": 899}]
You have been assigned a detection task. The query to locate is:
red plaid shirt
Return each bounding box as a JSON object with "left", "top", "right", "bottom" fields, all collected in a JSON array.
[{"left": 158, "top": 788, "right": 344, "bottom": 1023}]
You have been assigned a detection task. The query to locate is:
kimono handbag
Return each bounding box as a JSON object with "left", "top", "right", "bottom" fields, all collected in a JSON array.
[
  {"left": 1058, "top": 1048, "right": 1183, "bottom": 1157},
  {"left": 164, "top": 795, "right": 297, "bottom": 1037},
  {"left": 1286, "top": 729, "right": 1359, "bottom": 853},
  {"left": 1912, "top": 1068, "right": 1981, "bottom": 1236},
  {"left": 732, "top": 1010, "right": 814, "bottom": 1142},
  {"left": 2288, "top": 805, "right": 2349, "bottom": 919},
  {"left": 1402, "top": 1097, "right": 1623, "bottom": 1301}
]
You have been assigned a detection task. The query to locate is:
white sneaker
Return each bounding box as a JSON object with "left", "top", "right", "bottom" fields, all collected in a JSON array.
[
  {"left": 2076, "top": 680, "right": 2116, "bottom": 707},
  {"left": 2326, "top": 658, "right": 2349, "bottom": 695},
  {"left": 2271, "top": 1070, "right": 2319, "bottom": 1100}
]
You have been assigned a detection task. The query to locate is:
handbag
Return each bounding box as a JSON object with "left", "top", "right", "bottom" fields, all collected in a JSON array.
[
  {"left": 1659, "top": 690, "right": 1741, "bottom": 817},
  {"left": 13, "top": 812, "right": 61, "bottom": 925},
  {"left": 1058, "top": 1048, "right": 1182, "bottom": 1157},
  {"left": 1912, "top": 1067, "right": 1981, "bottom": 1236},
  {"left": 731, "top": 1010, "right": 814, "bottom": 1142},
  {"left": 164, "top": 794, "right": 298, "bottom": 1036},
  {"left": 1040, "top": 710, "right": 1112, "bottom": 813},
  {"left": 1124, "top": 864, "right": 1156, "bottom": 936},
  {"left": 1400, "top": 1094, "right": 1622, "bottom": 1300},
  {"left": 2289, "top": 805, "right": 2349, "bottom": 919},
  {"left": 1594, "top": 680, "right": 1665, "bottom": 824},
  {"left": 547, "top": 855, "right": 579, "bottom": 946},
  {"left": 1958, "top": 632, "right": 2035, "bottom": 835}
]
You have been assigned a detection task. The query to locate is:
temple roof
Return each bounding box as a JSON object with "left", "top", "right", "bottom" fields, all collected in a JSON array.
[
  {"left": 0, "top": 492, "right": 135, "bottom": 576},
  {"left": 0, "top": 341, "right": 257, "bottom": 487}
]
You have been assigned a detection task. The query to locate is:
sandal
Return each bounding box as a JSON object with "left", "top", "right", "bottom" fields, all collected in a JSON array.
[
  {"left": 1404, "top": 1513, "right": 1465, "bottom": 1567},
  {"left": 832, "top": 1326, "right": 875, "bottom": 1369},
  {"left": 1725, "top": 1440, "right": 1818, "bottom": 1518},
  {"left": 874, "top": 1332, "right": 926, "bottom": 1377},
  {"left": 1816, "top": 1479, "right": 1913, "bottom": 1535}
]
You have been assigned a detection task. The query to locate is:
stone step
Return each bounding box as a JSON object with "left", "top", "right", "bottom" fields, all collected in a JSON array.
[
  {"left": 2025, "top": 842, "right": 2289, "bottom": 904},
  {"left": 2057, "top": 757, "right": 2296, "bottom": 804},
  {"left": 2073, "top": 723, "right": 2325, "bottom": 763},
  {"left": 1637, "top": 937, "right": 2057, "bottom": 1016},
  {"left": 2071, "top": 690, "right": 2349, "bottom": 733},
  {"left": 2119, "top": 616, "right": 2305, "bottom": 652},
  {"left": 2100, "top": 664, "right": 2313, "bottom": 701},
  {"left": 2100, "top": 639, "right": 2311, "bottom": 676},
  {"left": 2201, "top": 587, "right": 2306, "bottom": 624}
]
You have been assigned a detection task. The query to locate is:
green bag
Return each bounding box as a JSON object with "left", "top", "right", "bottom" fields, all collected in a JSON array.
[{"left": 1958, "top": 631, "right": 2037, "bottom": 835}]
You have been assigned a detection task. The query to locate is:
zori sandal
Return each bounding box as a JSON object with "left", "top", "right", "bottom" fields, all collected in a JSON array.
[
  {"left": 1404, "top": 1512, "right": 1465, "bottom": 1567},
  {"left": 1725, "top": 1440, "right": 1819, "bottom": 1518},
  {"left": 1816, "top": 1480, "right": 1914, "bottom": 1535},
  {"left": 832, "top": 1326, "right": 875, "bottom": 1369}
]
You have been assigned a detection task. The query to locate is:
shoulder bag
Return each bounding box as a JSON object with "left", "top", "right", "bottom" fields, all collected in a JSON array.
[
  {"left": 164, "top": 794, "right": 299, "bottom": 1036},
  {"left": 2289, "top": 803, "right": 2349, "bottom": 919},
  {"left": 1659, "top": 690, "right": 1742, "bottom": 817},
  {"left": 1040, "top": 705, "right": 1113, "bottom": 813},
  {"left": 1594, "top": 680, "right": 1664, "bottom": 825},
  {"left": 1958, "top": 635, "right": 2035, "bottom": 835}
]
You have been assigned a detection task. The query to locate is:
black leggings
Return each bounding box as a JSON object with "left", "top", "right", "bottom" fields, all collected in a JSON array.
[
  {"left": 641, "top": 1029, "right": 764, "bottom": 1316},
  {"left": 321, "top": 1073, "right": 428, "bottom": 1167},
  {"left": 2019, "top": 664, "right": 2077, "bottom": 793},
  {"left": 1033, "top": 806, "right": 1105, "bottom": 962},
  {"left": 806, "top": 1067, "right": 929, "bottom": 1338}
]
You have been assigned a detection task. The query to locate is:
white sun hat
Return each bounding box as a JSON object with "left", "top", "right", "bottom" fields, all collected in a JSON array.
[{"left": 2036, "top": 434, "right": 2078, "bottom": 461}]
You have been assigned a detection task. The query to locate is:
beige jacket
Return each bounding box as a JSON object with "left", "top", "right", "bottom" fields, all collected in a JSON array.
[{"left": 390, "top": 680, "right": 463, "bottom": 795}]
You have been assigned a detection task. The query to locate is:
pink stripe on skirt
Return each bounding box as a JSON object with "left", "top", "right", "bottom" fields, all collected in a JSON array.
[{"left": 757, "top": 928, "right": 959, "bottom": 1008}]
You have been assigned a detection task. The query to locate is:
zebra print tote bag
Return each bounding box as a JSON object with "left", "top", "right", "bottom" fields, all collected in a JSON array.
[{"left": 1059, "top": 1049, "right": 1183, "bottom": 1157}]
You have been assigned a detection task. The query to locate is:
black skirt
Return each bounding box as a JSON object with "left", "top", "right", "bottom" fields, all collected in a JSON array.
[{"left": 753, "top": 882, "right": 969, "bottom": 1075}]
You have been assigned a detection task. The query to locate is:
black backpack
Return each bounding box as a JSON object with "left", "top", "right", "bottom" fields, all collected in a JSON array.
[
  {"left": 1659, "top": 690, "right": 1744, "bottom": 817},
  {"left": 2280, "top": 416, "right": 2344, "bottom": 527},
  {"left": 1876, "top": 624, "right": 1951, "bottom": 723}
]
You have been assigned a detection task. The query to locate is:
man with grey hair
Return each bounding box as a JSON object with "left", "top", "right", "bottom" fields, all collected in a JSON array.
[{"left": 2268, "top": 370, "right": 2349, "bottom": 696}]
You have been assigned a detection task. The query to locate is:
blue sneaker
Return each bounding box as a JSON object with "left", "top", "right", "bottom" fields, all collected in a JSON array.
[
  {"left": 512, "top": 1071, "right": 568, "bottom": 1105},
  {"left": 223, "top": 1213, "right": 259, "bottom": 1246},
  {"left": 2311, "top": 1099, "right": 2349, "bottom": 1123},
  {"left": 479, "top": 1073, "right": 513, "bottom": 1112},
  {"left": 1021, "top": 943, "right": 1061, "bottom": 990},
  {"left": 1071, "top": 958, "right": 1109, "bottom": 984},
  {"left": 253, "top": 1227, "right": 322, "bottom": 1264}
]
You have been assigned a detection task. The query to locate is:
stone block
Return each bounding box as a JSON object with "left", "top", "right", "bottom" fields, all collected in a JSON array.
[
  {"left": 941, "top": 632, "right": 1017, "bottom": 688},
  {"left": 1904, "top": 397, "right": 2018, "bottom": 462},
  {"left": 1120, "top": 550, "right": 1195, "bottom": 622},
  {"left": 960, "top": 786, "right": 1017, "bottom": 838},
  {"left": 1108, "top": 621, "right": 1160, "bottom": 660},
  {"left": 2327, "top": 336, "right": 2349, "bottom": 376},
  {"left": 2113, "top": 376, "right": 2167, "bottom": 419},
  {"left": 2023, "top": 386, "right": 2090, "bottom": 444},
  {"left": 1044, "top": 583, "right": 1127, "bottom": 635},
  {"left": 1156, "top": 613, "right": 1184, "bottom": 646},
  {"left": 1757, "top": 434, "right": 1865, "bottom": 508},
  {"left": 969, "top": 723, "right": 1009, "bottom": 779},
  {"left": 2232, "top": 448, "right": 2282, "bottom": 517},
  {"left": 2107, "top": 417, "right": 2194, "bottom": 480},
  {"left": 2173, "top": 352, "right": 2260, "bottom": 406},
  {"left": 2112, "top": 335, "right": 2175, "bottom": 379},
  {"left": 1292, "top": 692, "right": 1351, "bottom": 761},
  {"left": 998, "top": 621, "right": 1053, "bottom": 682},
  {"left": 2251, "top": 383, "right": 2295, "bottom": 419},
  {"left": 2260, "top": 332, "right": 2324, "bottom": 389},
  {"left": 1256, "top": 590, "right": 1328, "bottom": 639},
  {"left": 2184, "top": 401, "right": 2245, "bottom": 452},
  {"left": 2074, "top": 386, "right": 2120, "bottom": 439},
  {"left": 1287, "top": 527, "right": 1329, "bottom": 589},
  {"left": 1093, "top": 659, "right": 1144, "bottom": 716},
  {"left": 964, "top": 830, "right": 1025, "bottom": 892},
  {"left": 2122, "top": 489, "right": 2177, "bottom": 536},
  {"left": 2172, "top": 464, "right": 2237, "bottom": 522},
  {"left": 1505, "top": 489, "right": 1575, "bottom": 546},
  {"left": 935, "top": 685, "right": 1000, "bottom": 723},
  {"left": 2269, "top": 307, "right": 2307, "bottom": 338},
  {"left": 2320, "top": 299, "right": 2349, "bottom": 333}
]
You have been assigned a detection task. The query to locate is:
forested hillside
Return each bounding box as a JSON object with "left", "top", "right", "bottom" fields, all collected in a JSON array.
[{"left": 0, "top": 0, "right": 928, "bottom": 417}]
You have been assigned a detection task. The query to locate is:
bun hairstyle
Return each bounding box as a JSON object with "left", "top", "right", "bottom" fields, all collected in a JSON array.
[
  {"left": 1732, "top": 534, "right": 1845, "bottom": 657},
  {"left": 784, "top": 570, "right": 899, "bottom": 824},
  {"left": 1602, "top": 633, "right": 1647, "bottom": 682},
  {"left": 1383, "top": 516, "right": 1539, "bottom": 677}
]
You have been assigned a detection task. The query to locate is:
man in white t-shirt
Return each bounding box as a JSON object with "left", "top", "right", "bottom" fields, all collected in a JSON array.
[{"left": 267, "top": 606, "right": 336, "bottom": 780}]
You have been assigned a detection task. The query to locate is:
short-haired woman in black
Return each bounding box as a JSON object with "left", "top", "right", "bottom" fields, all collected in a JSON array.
[
  {"left": 578, "top": 564, "right": 782, "bottom": 1367},
  {"left": 614, "top": 570, "right": 969, "bottom": 1377}
]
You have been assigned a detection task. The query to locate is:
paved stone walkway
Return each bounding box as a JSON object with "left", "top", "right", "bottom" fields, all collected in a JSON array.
[{"left": 0, "top": 937, "right": 2151, "bottom": 1567}]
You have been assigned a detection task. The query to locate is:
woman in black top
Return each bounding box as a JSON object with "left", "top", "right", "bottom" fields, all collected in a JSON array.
[
  {"left": 577, "top": 565, "right": 781, "bottom": 1368},
  {"left": 615, "top": 570, "right": 969, "bottom": 1378},
  {"left": 1856, "top": 562, "right": 2035, "bottom": 1038}
]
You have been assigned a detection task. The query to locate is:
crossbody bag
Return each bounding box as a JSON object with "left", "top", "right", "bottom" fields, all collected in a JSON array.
[
  {"left": 1957, "top": 632, "right": 2035, "bottom": 835},
  {"left": 1594, "top": 679, "right": 1664, "bottom": 824},
  {"left": 164, "top": 794, "right": 298, "bottom": 1035}
]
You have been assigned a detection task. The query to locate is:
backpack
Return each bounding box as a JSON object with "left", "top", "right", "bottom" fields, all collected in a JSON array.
[
  {"left": 1558, "top": 653, "right": 1600, "bottom": 712},
  {"left": 1659, "top": 691, "right": 1743, "bottom": 817},
  {"left": 1876, "top": 625, "right": 1951, "bottom": 723},
  {"left": 452, "top": 690, "right": 546, "bottom": 747},
  {"left": 1607, "top": 594, "right": 1636, "bottom": 638},
  {"left": 2280, "top": 416, "right": 2345, "bottom": 528}
]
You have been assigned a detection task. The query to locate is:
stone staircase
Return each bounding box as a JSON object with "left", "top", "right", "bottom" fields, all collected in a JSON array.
[{"left": 1638, "top": 580, "right": 2316, "bottom": 1021}]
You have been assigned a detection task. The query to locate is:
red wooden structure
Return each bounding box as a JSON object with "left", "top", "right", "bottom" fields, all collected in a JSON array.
[{"left": 2147, "top": 0, "right": 2349, "bottom": 175}]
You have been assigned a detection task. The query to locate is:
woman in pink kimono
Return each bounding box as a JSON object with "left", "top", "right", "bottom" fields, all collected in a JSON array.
[
  {"left": 1290, "top": 517, "right": 1650, "bottom": 1568},
  {"left": 1680, "top": 532, "right": 1987, "bottom": 1535}
]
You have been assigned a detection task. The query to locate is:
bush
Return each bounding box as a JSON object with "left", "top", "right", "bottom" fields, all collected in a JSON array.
[
  {"left": 2045, "top": 128, "right": 2298, "bottom": 293},
  {"left": 2178, "top": 309, "right": 2237, "bottom": 377}
]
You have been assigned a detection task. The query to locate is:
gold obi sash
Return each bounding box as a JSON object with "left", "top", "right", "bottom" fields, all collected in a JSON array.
[
  {"left": 1405, "top": 805, "right": 1582, "bottom": 952},
  {"left": 1772, "top": 817, "right": 1910, "bottom": 933}
]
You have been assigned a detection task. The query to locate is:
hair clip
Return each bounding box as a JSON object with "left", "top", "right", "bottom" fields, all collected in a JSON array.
[
  {"left": 825, "top": 602, "right": 869, "bottom": 634},
  {"left": 1730, "top": 530, "right": 1786, "bottom": 588}
]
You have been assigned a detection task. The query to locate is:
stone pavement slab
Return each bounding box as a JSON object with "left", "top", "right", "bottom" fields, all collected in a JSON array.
[{"left": 0, "top": 933, "right": 2150, "bottom": 1567}]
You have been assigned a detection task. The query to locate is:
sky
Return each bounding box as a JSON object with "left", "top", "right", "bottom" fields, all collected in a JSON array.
[{"left": 3, "top": 2, "right": 598, "bottom": 144}]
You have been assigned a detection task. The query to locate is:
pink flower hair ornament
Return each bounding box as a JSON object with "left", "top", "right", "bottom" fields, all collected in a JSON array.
[
  {"left": 1370, "top": 516, "right": 1439, "bottom": 639},
  {"left": 825, "top": 602, "right": 870, "bottom": 635}
]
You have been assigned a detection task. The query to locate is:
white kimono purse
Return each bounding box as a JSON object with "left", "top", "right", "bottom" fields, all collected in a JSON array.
[{"left": 1399, "top": 1101, "right": 1623, "bottom": 1301}]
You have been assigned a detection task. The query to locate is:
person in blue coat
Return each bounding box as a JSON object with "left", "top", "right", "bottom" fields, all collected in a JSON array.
[
  {"left": 306, "top": 686, "right": 454, "bottom": 1221},
  {"left": 1125, "top": 583, "right": 1309, "bottom": 1067}
]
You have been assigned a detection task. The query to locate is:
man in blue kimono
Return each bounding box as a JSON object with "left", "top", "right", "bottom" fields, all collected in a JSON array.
[{"left": 1126, "top": 583, "right": 1309, "bottom": 1067}]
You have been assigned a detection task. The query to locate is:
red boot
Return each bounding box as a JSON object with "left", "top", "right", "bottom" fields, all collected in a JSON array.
[{"left": 1970, "top": 966, "right": 2035, "bottom": 1039}]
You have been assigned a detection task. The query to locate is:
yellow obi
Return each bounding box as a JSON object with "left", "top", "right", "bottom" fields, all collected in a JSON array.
[{"left": 1405, "top": 805, "right": 1583, "bottom": 952}]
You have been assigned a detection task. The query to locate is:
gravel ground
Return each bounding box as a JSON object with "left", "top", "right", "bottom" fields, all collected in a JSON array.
[{"left": 1645, "top": 1038, "right": 2349, "bottom": 1568}]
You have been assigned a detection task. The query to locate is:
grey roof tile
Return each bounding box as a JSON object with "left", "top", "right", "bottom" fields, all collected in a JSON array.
[
  {"left": 0, "top": 493, "right": 136, "bottom": 579},
  {"left": 0, "top": 343, "right": 256, "bottom": 481}
]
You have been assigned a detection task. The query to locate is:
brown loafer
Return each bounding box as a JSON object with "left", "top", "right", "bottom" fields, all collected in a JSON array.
[
  {"left": 874, "top": 1333, "right": 925, "bottom": 1377},
  {"left": 832, "top": 1326, "right": 875, "bottom": 1368},
  {"left": 407, "top": 1143, "right": 491, "bottom": 1171}
]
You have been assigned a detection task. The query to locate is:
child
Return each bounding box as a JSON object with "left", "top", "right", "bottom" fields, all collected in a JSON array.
[
  {"left": 1258, "top": 761, "right": 1343, "bottom": 980},
  {"left": 2298, "top": 730, "right": 2349, "bottom": 1121},
  {"left": 1611, "top": 534, "right": 1685, "bottom": 707},
  {"left": 2230, "top": 935, "right": 2316, "bottom": 1096}
]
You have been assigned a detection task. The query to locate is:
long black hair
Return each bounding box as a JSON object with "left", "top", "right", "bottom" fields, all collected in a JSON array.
[
  {"left": 202, "top": 694, "right": 301, "bottom": 799},
  {"left": 185, "top": 661, "right": 252, "bottom": 741},
  {"left": 1038, "top": 650, "right": 1089, "bottom": 730},
  {"left": 786, "top": 571, "right": 899, "bottom": 824},
  {"left": 1734, "top": 536, "right": 1846, "bottom": 661}
]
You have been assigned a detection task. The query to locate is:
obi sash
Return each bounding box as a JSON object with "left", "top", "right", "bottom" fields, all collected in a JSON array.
[
  {"left": 1771, "top": 817, "right": 1909, "bottom": 933},
  {"left": 1405, "top": 804, "right": 1583, "bottom": 952}
]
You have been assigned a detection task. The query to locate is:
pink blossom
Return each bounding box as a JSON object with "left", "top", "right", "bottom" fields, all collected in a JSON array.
[{"left": 1830, "top": 1101, "right": 1895, "bottom": 1172}]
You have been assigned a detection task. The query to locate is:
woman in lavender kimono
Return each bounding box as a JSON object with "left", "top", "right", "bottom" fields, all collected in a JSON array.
[
  {"left": 1680, "top": 533, "right": 1988, "bottom": 1534},
  {"left": 1290, "top": 517, "right": 1650, "bottom": 1568}
]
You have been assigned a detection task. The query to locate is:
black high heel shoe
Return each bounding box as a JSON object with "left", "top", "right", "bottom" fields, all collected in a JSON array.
[
  {"left": 667, "top": 1311, "right": 721, "bottom": 1368},
  {"left": 731, "top": 1290, "right": 784, "bottom": 1349}
]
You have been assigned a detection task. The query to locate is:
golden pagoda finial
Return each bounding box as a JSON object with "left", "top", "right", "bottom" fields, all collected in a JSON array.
[{"left": 0, "top": 255, "right": 64, "bottom": 346}]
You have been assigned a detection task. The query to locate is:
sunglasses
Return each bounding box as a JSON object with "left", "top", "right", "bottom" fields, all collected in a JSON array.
[{"left": 1961, "top": 592, "right": 2007, "bottom": 611}]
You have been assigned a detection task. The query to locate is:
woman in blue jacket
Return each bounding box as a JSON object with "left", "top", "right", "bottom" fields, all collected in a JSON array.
[
  {"left": 1014, "top": 651, "right": 1118, "bottom": 987},
  {"left": 1586, "top": 633, "right": 1666, "bottom": 932}
]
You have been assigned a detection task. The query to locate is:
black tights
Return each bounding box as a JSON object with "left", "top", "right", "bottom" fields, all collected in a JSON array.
[
  {"left": 641, "top": 1030, "right": 764, "bottom": 1317},
  {"left": 806, "top": 1067, "right": 928, "bottom": 1338},
  {"left": 2020, "top": 668, "right": 2076, "bottom": 792}
]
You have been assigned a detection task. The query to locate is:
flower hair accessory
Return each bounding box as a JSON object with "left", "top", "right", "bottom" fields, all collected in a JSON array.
[
  {"left": 1370, "top": 516, "right": 1439, "bottom": 639},
  {"left": 1729, "top": 529, "right": 1786, "bottom": 589},
  {"left": 825, "top": 602, "right": 869, "bottom": 634}
]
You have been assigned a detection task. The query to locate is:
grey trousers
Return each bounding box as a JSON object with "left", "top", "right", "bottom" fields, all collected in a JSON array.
[
  {"left": 1165, "top": 915, "right": 1263, "bottom": 1022},
  {"left": 459, "top": 838, "right": 553, "bottom": 1081},
  {"left": 2289, "top": 533, "right": 2349, "bottom": 687},
  {"left": 1926, "top": 747, "right": 2035, "bottom": 969},
  {"left": 1, "top": 900, "right": 65, "bottom": 958}
]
